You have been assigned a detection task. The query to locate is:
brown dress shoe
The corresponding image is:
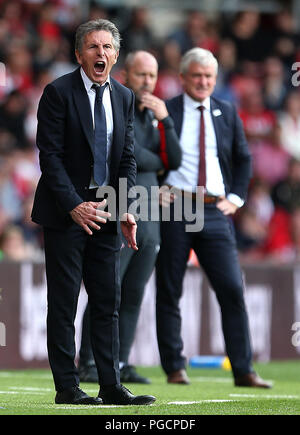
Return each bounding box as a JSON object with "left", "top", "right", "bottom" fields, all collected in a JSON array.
[
  {"left": 167, "top": 369, "right": 190, "bottom": 385},
  {"left": 234, "top": 373, "right": 272, "bottom": 389}
]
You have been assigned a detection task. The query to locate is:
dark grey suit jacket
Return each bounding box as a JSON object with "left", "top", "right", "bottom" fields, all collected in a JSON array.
[{"left": 31, "top": 67, "right": 136, "bottom": 230}]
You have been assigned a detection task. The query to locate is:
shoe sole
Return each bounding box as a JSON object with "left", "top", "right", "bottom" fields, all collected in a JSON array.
[
  {"left": 55, "top": 398, "right": 103, "bottom": 405},
  {"left": 100, "top": 396, "right": 156, "bottom": 406}
]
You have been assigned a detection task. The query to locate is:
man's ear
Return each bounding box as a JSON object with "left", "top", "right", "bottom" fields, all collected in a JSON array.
[
  {"left": 113, "top": 50, "right": 119, "bottom": 64},
  {"left": 75, "top": 50, "right": 82, "bottom": 65}
]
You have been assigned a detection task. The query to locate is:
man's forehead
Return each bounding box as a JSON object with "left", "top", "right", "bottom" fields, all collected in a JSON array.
[
  {"left": 84, "top": 30, "right": 113, "bottom": 44},
  {"left": 187, "top": 62, "right": 216, "bottom": 73}
]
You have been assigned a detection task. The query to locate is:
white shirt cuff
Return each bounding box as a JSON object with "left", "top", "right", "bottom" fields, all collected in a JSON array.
[{"left": 227, "top": 193, "right": 244, "bottom": 208}]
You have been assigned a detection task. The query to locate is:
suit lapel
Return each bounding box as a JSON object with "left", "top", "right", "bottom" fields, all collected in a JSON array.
[
  {"left": 72, "top": 68, "right": 95, "bottom": 157},
  {"left": 108, "top": 79, "right": 125, "bottom": 183},
  {"left": 168, "top": 95, "right": 184, "bottom": 139},
  {"left": 210, "top": 97, "right": 222, "bottom": 157},
  {"left": 110, "top": 80, "right": 123, "bottom": 156}
]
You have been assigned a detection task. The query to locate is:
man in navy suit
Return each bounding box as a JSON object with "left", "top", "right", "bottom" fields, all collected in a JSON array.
[
  {"left": 156, "top": 47, "right": 272, "bottom": 388},
  {"left": 31, "top": 19, "right": 155, "bottom": 405}
]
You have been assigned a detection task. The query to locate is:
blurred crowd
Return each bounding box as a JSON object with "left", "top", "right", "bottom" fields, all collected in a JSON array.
[{"left": 1, "top": 0, "right": 300, "bottom": 264}]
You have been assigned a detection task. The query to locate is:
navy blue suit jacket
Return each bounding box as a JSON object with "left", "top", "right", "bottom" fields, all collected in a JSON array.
[
  {"left": 166, "top": 94, "right": 252, "bottom": 200},
  {"left": 32, "top": 67, "right": 136, "bottom": 230}
]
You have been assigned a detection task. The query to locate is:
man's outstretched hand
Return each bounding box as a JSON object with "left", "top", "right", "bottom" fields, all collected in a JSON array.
[
  {"left": 120, "top": 213, "right": 138, "bottom": 250},
  {"left": 70, "top": 200, "right": 111, "bottom": 235}
]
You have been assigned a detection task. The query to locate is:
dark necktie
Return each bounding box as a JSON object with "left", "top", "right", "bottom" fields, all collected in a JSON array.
[
  {"left": 198, "top": 105, "right": 206, "bottom": 189},
  {"left": 92, "top": 83, "right": 108, "bottom": 186}
]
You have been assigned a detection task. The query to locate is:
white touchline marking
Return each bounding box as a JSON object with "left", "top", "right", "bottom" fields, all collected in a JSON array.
[
  {"left": 230, "top": 394, "right": 299, "bottom": 399},
  {"left": 0, "top": 372, "right": 52, "bottom": 380},
  {"left": 8, "top": 387, "right": 52, "bottom": 392},
  {"left": 0, "top": 391, "right": 44, "bottom": 395},
  {"left": 168, "top": 400, "right": 235, "bottom": 405},
  {"left": 193, "top": 377, "right": 232, "bottom": 383}
]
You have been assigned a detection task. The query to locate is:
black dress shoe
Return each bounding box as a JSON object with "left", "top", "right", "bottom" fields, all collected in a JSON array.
[
  {"left": 98, "top": 384, "right": 156, "bottom": 405},
  {"left": 120, "top": 365, "right": 151, "bottom": 384},
  {"left": 79, "top": 364, "right": 99, "bottom": 383},
  {"left": 234, "top": 373, "right": 273, "bottom": 389},
  {"left": 55, "top": 386, "right": 103, "bottom": 405}
]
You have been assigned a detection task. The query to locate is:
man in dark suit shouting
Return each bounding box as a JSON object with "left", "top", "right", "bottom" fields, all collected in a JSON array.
[
  {"left": 31, "top": 19, "right": 155, "bottom": 406},
  {"left": 156, "top": 47, "right": 272, "bottom": 388}
]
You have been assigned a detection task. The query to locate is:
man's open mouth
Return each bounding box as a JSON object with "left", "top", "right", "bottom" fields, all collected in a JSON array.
[{"left": 94, "top": 61, "right": 105, "bottom": 73}]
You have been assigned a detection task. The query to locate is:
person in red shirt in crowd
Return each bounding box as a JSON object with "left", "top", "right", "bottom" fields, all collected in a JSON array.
[{"left": 238, "top": 87, "right": 277, "bottom": 146}]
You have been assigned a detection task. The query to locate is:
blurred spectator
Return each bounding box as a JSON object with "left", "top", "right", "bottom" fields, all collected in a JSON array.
[
  {"left": 214, "top": 38, "right": 238, "bottom": 102},
  {"left": 0, "top": 90, "right": 29, "bottom": 149},
  {"left": 0, "top": 0, "right": 29, "bottom": 40},
  {"left": 25, "top": 68, "right": 54, "bottom": 145},
  {"left": 250, "top": 124, "right": 290, "bottom": 186},
  {"left": 279, "top": 91, "right": 300, "bottom": 160},
  {"left": 271, "top": 158, "right": 300, "bottom": 213},
  {"left": 260, "top": 204, "right": 300, "bottom": 263},
  {"left": 223, "top": 9, "right": 272, "bottom": 63},
  {"left": 49, "top": 38, "right": 77, "bottom": 79},
  {"left": 239, "top": 87, "right": 277, "bottom": 145},
  {"left": 0, "top": 133, "right": 22, "bottom": 221},
  {"left": 36, "top": 1, "right": 61, "bottom": 43},
  {"left": 15, "top": 193, "right": 43, "bottom": 255},
  {"left": 262, "top": 56, "right": 290, "bottom": 111},
  {"left": 12, "top": 146, "right": 40, "bottom": 201},
  {"left": 121, "top": 7, "right": 154, "bottom": 55},
  {"left": 87, "top": 2, "right": 108, "bottom": 21},
  {"left": 0, "top": 223, "right": 32, "bottom": 261},
  {"left": 167, "top": 10, "right": 210, "bottom": 55},
  {"left": 154, "top": 40, "right": 182, "bottom": 100},
  {"left": 247, "top": 179, "right": 275, "bottom": 226},
  {"left": 236, "top": 179, "right": 273, "bottom": 255},
  {"left": 229, "top": 60, "right": 262, "bottom": 106},
  {"left": 272, "top": 9, "right": 299, "bottom": 68},
  {"left": 1, "top": 41, "right": 33, "bottom": 97},
  {"left": 235, "top": 207, "right": 268, "bottom": 255}
]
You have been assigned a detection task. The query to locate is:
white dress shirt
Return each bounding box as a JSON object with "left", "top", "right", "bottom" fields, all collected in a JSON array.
[
  {"left": 80, "top": 67, "right": 113, "bottom": 187},
  {"left": 165, "top": 93, "right": 243, "bottom": 207}
]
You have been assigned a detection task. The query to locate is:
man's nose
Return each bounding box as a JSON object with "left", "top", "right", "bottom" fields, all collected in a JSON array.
[
  {"left": 96, "top": 45, "right": 105, "bottom": 57},
  {"left": 144, "top": 75, "right": 152, "bottom": 86}
]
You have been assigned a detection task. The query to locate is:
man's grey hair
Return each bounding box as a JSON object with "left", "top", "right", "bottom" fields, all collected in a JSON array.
[
  {"left": 75, "top": 19, "right": 121, "bottom": 53},
  {"left": 180, "top": 47, "right": 218, "bottom": 75}
]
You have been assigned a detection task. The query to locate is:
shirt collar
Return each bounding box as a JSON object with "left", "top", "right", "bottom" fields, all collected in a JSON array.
[
  {"left": 184, "top": 92, "right": 211, "bottom": 112},
  {"left": 80, "top": 67, "right": 112, "bottom": 92}
]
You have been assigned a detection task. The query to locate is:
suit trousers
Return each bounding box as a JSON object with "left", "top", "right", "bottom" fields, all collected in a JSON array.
[
  {"left": 79, "top": 218, "right": 160, "bottom": 366},
  {"left": 156, "top": 202, "right": 253, "bottom": 378},
  {"left": 118, "top": 218, "right": 160, "bottom": 363},
  {"left": 44, "top": 218, "right": 121, "bottom": 392}
]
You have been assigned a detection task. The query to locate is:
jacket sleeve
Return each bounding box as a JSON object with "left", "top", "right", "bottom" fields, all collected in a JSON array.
[
  {"left": 36, "top": 83, "right": 83, "bottom": 213},
  {"left": 230, "top": 107, "right": 252, "bottom": 201},
  {"left": 157, "top": 115, "right": 181, "bottom": 170},
  {"left": 117, "top": 89, "right": 137, "bottom": 207},
  {"left": 134, "top": 115, "right": 182, "bottom": 172}
]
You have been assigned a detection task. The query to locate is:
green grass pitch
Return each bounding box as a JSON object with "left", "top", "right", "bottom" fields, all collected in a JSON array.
[{"left": 0, "top": 361, "right": 299, "bottom": 415}]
